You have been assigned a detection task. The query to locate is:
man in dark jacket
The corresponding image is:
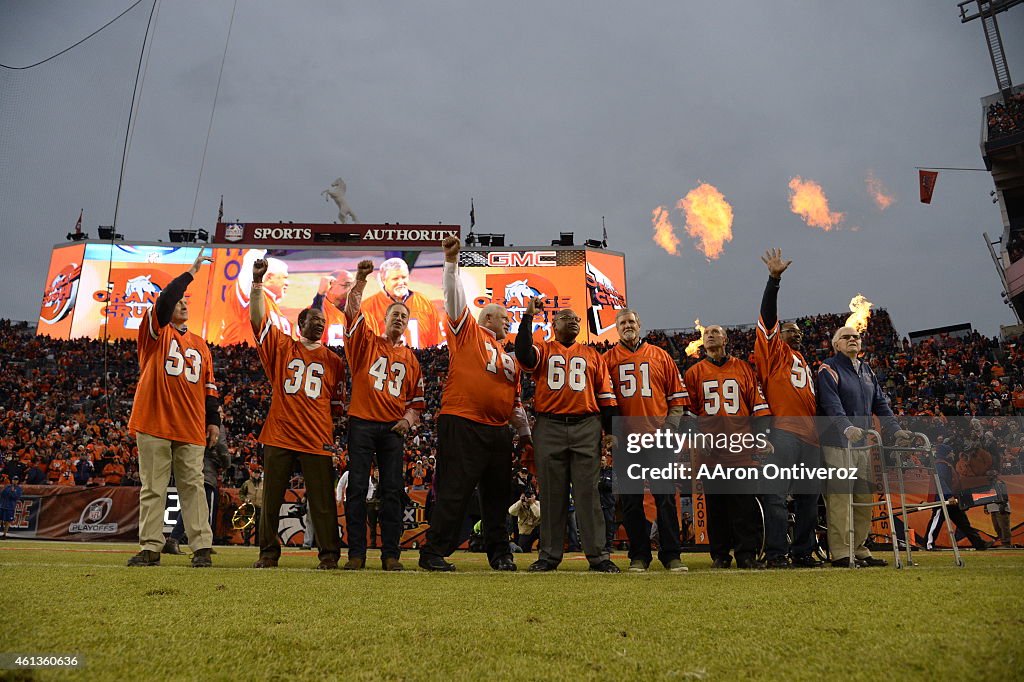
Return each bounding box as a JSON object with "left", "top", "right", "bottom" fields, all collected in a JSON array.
[{"left": 816, "top": 325, "right": 913, "bottom": 568}]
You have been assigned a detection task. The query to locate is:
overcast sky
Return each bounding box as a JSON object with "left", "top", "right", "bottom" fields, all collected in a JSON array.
[{"left": 2, "top": 0, "right": 1023, "bottom": 336}]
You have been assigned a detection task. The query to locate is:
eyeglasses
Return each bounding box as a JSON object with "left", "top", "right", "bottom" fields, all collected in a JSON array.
[{"left": 839, "top": 334, "right": 861, "bottom": 340}]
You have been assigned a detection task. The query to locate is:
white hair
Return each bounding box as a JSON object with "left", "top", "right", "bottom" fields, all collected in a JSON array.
[{"left": 377, "top": 257, "right": 409, "bottom": 286}]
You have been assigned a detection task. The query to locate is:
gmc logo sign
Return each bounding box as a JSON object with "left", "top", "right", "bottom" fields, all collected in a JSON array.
[{"left": 487, "top": 251, "right": 557, "bottom": 267}]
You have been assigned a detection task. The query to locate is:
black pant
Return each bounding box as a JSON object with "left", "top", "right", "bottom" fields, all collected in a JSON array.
[
  {"left": 926, "top": 503, "right": 987, "bottom": 549},
  {"left": 421, "top": 414, "right": 513, "bottom": 565},
  {"left": 259, "top": 445, "right": 340, "bottom": 562},
  {"left": 620, "top": 492, "right": 682, "bottom": 566},
  {"left": 346, "top": 417, "right": 405, "bottom": 560},
  {"left": 243, "top": 507, "right": 261, "bottom": 546},
  {"left": 705, "top": 493, "right": 761, "bottom": 563},
  {"left": 761, "top": 430, "right": 822, "bottom": 559},
  {"left": 517, "top": 526, "right": 540, "bottom": 552}
]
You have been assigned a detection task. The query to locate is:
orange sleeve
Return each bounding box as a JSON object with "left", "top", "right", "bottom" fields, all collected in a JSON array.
[
  {"left": 754, "top": 315, "right": 782, "bottom": 381},
  {"left": 445, "top": 307, "right": 475, "bottom": 350},
  {"left": 406, "top": 357, "right": 426, "bottom": 410},
  {"left": 664, "top": 353, "right": 689, "bottom": 409},
  {"left": 744, "top": 365, "right": 772, "bottom": 416}
]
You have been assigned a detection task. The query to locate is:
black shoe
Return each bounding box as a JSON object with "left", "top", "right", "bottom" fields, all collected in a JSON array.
[
  {"left": 588, "top": 559, "right": 621, "bottom": 573},
  {"left": 161, "top": 538, "right": 183, "bottom": 555},
  {"left": 831, "top": 558, "right": 860, "bottom": 568},
  {"left": 190, "top": 548, "right": 213, "bottom": 568},
  {"left": 528, "top": 559, "right": 558, "bottom": 572},
  {"left": 791, "top": 554, "right": 824, "bottom": 568},
  {"left": 736, "top": 558, "right": 767, "bottom": 570},
  {"left": 127, "top": 550, "right": 161, "bottom": 567},
  {"left": 711, "top": 558, "right": 732, "bottom": 569},
  {"left": 974, "top": 539, "right": 995, "bottom": 551},
  {"left": 317, "top": 558, "right": 339, "bottom": 570},
  {"left": 418, "top": 555, "right": 456, "bottom": 572},
  {"left": 490, "top": 555, "right": 517, "bottom": 571},
  {"left": 857, "top": 556, "right": 887, "bottom": 568},
  {"left": 765, "top": 556, "right": 792, "bottom": 569}
]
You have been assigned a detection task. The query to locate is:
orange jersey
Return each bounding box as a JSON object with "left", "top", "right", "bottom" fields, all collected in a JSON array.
[
  {"left": 255, "top": 316, "right": 346, "bottom": 456},
  {"left": 440, "top": 307, "right": 522, "bottom": 426},
  {"left": 129, "top": 307, "right": 217, "bottom": 446},
  {"left": 344, "top": 312, "right": 425, "bottom": 422},
  {"left": 361, "top": 290, "right": 442, "bottom": 348},
  {"left": 684, "top": 356, "right": 770, "bottom": 419},
  {"left": 220, "top": 285, "right": 292, "bottom": 346},
  {"left": 604, "top": 341, "right": 689, "bottom": 418},
  {"left": 524, "top": 340, "right": 616, "bottom": 415},
  {"left": 320, "top": 297, "right": 347, "bottom": 348},
  {"left": 754, "top": 317, "right": 817, "bottom": 444}
]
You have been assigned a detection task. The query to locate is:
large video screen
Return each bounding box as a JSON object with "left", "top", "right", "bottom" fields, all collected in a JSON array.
[{"left": 36, "top": 244, "right": 627, "bottom": 348}]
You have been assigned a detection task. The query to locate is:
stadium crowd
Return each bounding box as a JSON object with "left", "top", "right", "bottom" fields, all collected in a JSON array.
[
  {"left": 987, "top": 90, "right": 1024, "bottom": 140},
  {"left": 2, "top": 308, "right": 1023, "bottom": 551}
]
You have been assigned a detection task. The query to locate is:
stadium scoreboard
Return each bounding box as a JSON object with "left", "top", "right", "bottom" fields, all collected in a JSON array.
[{"left": 37, "top": 223, "right": 627, "bottom": 348}]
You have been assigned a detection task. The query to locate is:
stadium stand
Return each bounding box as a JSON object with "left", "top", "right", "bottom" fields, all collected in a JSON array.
[{"left": 3, "top": 309, "right": 1024, "bottom": 494}]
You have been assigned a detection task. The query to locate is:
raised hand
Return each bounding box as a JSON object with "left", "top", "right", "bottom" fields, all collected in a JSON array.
[
  {"left": 189, "top": 251, "right": 214, "bottom": 275},
  {"left": 442, "top": 236, "right": 461, "bottom": 263},
  {"left": 761, "top": 248, "right": 792, "bottom": 279},
  {"left": 356, "top": 260, "right": 374, "bottom": 281},
  {"left": 252, "top": 258, "right": 268, "bottom": 282},
  {"left": 525, "top": 296, "right": 545, "bottom": 316}
]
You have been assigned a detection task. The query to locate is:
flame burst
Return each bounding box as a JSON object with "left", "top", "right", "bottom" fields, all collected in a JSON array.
[
  {"left": 788, "top": 176, "right": 844, "bottom": 231},
  {"left": 845, "top": 294, "right": 873, "bottom": 333},
  {"left": 685, "top": 319, "right": 706, "bottom": 357},
  {"left": 678, "top": 183, "right": 733, "bottom": 260},
  {"left": 651, "top": 205, "right": 681, "bottom": 256},
  {"left": 865, "top": 171, "right": 894, "bottom": 210}
]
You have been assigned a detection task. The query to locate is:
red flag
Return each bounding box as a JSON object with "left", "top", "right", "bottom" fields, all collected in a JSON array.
[
  {"left": 74, "top": 209, "right": 83, "bottom": 235},
  {"left": 217, "top": 195, "right": 224, "bottom": 224},
  {"left": 919, "top": 170, "right": 938, "bottom": 204}
]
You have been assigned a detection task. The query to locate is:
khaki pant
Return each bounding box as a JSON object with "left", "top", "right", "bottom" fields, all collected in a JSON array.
[
  {"left": 137, "top": 432, "right": 211, "bottom": 552},
  {"left": 822, "top": 445, "right": 874, "bottom": 561}
]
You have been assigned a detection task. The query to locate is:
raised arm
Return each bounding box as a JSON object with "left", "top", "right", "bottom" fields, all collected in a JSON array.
[
  {"left": 346, "top": 260, "right": 374, "bottom": 321},
  {"left": 759, "top": 248, "right": 791, "bottom": 330},
  {"left": 155, "top": 251, "right": 212, "bottom": 327},
  {"left": 249, "top": 258, "right": 269, "bottom": 336},
  {"left": 514, "top": 297, "right": 543, "bottom": 369},
  {"left": 441, "top": 236, "right": 466, "bottom": 319}
]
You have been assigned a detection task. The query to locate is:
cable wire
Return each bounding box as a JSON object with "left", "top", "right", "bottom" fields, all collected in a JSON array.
[{"left": 0, "top": 0, "right": 147, "bottom": 70}]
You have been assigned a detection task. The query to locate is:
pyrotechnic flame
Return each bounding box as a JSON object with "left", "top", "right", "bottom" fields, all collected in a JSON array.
[
  {"left": 685, "top": 319, "right": 706, "bottom": 357},
  {"left": 845, "top": 294, "right": 873, "bottom": 333},
  {"left": 651, "top": 205, "right": 681, "bottom": 256},
  {"left": 678, "top": 183, "right": 733, "bottom": 260},
  {"left": 788, "top": 176, "right": 844, "bottom": 231},
  {"left": 866, "top": 171, "right": 894, "bottom": 210}
]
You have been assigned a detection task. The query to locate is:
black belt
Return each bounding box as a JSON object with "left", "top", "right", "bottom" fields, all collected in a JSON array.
[{"left": 537, "top": 412, "right": 598, "bottom": 424}]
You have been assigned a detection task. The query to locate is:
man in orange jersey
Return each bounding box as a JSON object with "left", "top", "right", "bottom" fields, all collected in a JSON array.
[
  {"left": 312, "top": 269, "right": 353, "bottom": 348},
  {"left": 418, "top": 237, "right": 531, "bottom": 572},
  {"left": 248, "top": 258, "right": 347, "bottom": 570},
  {"left": 360, "top": 257, "right": 442, "bottom": 347},
  {"left": 219, "top": 249, "right": 291, "bottom": 346},
  {"left": 343, "top": 260, "right": 426, "bottom": 571},
  {"left": 514, "top": 297, "right": 620, "bottom": 573},
  {"left": 754, "top": 249, "right": 823, "bottom": 569},
  {"left": 684, "top": 324, "right": 772, "bottom": 570},
  {"left": 604, "top": 308, "right": 690, "bottom": 573},
  {"left": 127, "top": 250, "right": 220, "bottom": 568}
]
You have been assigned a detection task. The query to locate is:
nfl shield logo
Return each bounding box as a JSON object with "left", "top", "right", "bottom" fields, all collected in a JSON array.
[
  {"left": 87, "top": 503, "right": 104, "bottom": 522},
  {"left": 225, "top": 224, "right": 244, "bottom": 242}
]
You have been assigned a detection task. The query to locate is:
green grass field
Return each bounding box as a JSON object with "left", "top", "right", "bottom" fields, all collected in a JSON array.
[{"left": 1, "top": 542, "right": 1022, "bottom": 681}]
